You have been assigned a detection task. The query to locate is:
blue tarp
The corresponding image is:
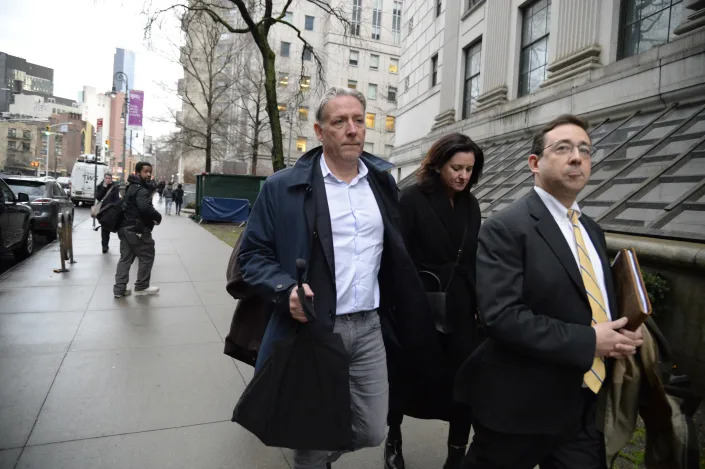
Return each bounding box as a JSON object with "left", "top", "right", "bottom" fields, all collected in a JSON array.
[{"left": 201, "top": 197, "right": 250, "bottom": 223}]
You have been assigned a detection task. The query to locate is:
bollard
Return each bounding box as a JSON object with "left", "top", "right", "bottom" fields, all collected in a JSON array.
[{"left": 54, "top": 212, "right": 76, "bottom": 273}]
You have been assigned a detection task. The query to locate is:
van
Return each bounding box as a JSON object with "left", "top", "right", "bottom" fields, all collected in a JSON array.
[{"left": 70, "top": 155, "right": 109, "bottom": 206}]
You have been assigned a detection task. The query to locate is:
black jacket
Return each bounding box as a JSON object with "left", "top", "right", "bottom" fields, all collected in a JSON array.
[
  {"left": 121, "top": 174, "right": 162, "bottom": 232},
  {"left": 454, "top": 189, "right": 617, "bottom": 435},
  {"left": 95, "top": 182, "right": 120, "bottom": 205},
  {"left": 173, "top": 188, "right": 184, "bottom": 203}
]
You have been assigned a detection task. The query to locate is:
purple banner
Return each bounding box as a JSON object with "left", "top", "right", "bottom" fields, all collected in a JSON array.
[{"left": 128, "top": 90, "right": 144, "bottom": 127}]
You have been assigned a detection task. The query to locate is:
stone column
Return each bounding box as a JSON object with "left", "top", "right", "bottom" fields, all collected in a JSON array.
[
  {"left": 431, "top": 0, "right": 463, "bottom": 129},
  {"left": 475, "top": 0, "right": 512, "bottom": 111},
  {"left": 542, "top": 0, "right": 602, "bottom": 88},
  {"left": 673, "top": 0, "right": 705, "bottom": 36}
]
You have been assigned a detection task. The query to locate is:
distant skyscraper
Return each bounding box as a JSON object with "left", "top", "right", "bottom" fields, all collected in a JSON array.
[{"left": 112, "top": 48, "right": 135, "bottom": 92}]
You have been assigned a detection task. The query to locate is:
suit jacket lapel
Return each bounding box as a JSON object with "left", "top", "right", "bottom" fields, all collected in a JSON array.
[
  {"left": 582, "top": 216, "right": 618, "bottom": 316},
  {"left": 427, "top": 185, "right": 461, "bottom": 247},
  {"left": 310, "top": 154, "right": 336, "bottom": 279},
  {"left": 527, "top": 191, "right": 586, "bottom": 301}
]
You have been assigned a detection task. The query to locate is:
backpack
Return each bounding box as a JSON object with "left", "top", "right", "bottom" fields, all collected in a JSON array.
[{"left": 96, "top": 200, "right": 124, "bottom": 233}]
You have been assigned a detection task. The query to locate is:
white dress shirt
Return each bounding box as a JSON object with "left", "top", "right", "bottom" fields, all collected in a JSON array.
[
  {"left": 533, "top": 187, "right": 612, "bottom": 320},
  {"left": 320, "top": 155, "right": 384, "bottom": 315}
]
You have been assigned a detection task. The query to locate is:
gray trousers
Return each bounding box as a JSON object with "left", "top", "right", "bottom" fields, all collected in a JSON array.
[
  {"left": 293, "top": 310, "right": 389, "bottom": 469},
  {"left": 113, "top": 227, "right": 155, "bottom": 295}
]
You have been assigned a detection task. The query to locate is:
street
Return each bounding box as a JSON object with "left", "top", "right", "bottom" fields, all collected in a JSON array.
[{"left": 0, "top": 206, "right": 91, "bottom": 275}]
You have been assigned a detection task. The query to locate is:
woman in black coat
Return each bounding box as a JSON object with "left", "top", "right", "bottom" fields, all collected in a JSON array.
[{"left": 385, "top": 133, "right": 484, "bottom": 469}]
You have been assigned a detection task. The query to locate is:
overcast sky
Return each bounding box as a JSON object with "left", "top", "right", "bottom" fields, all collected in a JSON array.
[{"left": 0, "top": 0, "right": 184, "bottom": 138}]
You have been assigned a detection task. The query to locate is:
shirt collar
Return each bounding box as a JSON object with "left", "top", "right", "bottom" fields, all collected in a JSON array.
[
  {"left": 320, "top": 153, "right": 368, "bottom": 184},
  {"left": 533, "top": 186, "right": 581, "bottom": 221}
]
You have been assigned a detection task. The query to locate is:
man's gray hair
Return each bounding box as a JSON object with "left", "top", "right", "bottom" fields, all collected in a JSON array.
[{"left": 315, "top": 87, "right": 367, "bottom": 124}]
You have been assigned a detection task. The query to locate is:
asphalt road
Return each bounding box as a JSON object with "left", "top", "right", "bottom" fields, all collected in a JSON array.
[{"left": 0, "top": 206, "right": 92, "bottom": 275}]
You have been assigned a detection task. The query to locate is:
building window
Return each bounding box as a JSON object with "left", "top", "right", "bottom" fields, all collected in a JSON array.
[
  {"left": 370, "top": 54, "right": 380, "bottom": 70},
  {"left": 296, "top": 137, "right": 307, "bottom": 152},
  {"left": 619, "top": 0, "right": 684, "bottom": 59},
  {"left": 352, "top": 0, "right": 362, "bottom": 36},
  {"left": 284, "top": 11, "right": 293, "bottom": 22},
  {"left": 300, "top": 76, "right": 311, "bottom": 90},
  {"left": 519, "top": 0, "right": 551, "bottom": 97},
  {"left": 465, "top": 0, "right": 484, "bottom": 12},
  {"left": 372, "top": 0, "right": 382, "bottom": 40},
  {"left": 349, "top": 50, "right": 360, "bottom": 66},
  {"left": 388, "top": 86, "right": 398, "bottom": 103},
  {"left": 305, "top": 15, "right": 315, "bottom": 30},
  {"left": 52, "top": 141, "right": 59, "bottom": 154},
  {"left": 389, "top": 58, "right": 399, "bottom": 73},
  {"left": 431, "top": 54, "right": 439, "bottom": 87},
  {"left": 368, "top": 83, "right": 378, "bottom": 100},
  {"left": 22, "top": 130, "right": 31, "bottom": 140},
  {"left": 408, "top": 17, "right": 414, "bottom": 35},
  {"left": 303, "top": 46, "right": 313, "bottom": 61},
  {"left": 299, "top": 106, "right": 309, "bottom": 121},
  {"left": 405, "top": 76, "right": 410, "bottom": 91},
  {"left": 278, "top": 103, "right": 287, "bottom": 113},
  {"left": 364, "top": 142, "right": 374, "bottom": 153},
  {"left": 7, "top": 140, "right": 16, "bottom": 150},
  {"left": 386, "top": 144, "right": 394, "bottom": 156},
  {"left": 7, "top": 128, "right": 16, "bottom": 138},
  {"left": 436, "top": 0, "right": 442, "bottom": 16},
  {"left": 281, "top": 41, "right": 291, "bottom": 57},
  {"left": 386, "top": 116, "right": 396, "bottom": 132},
  {"left": 463, "top": 40, "right": 482, "bottom": 118},
  {"left": 279, "top": 72, "right": 289, "bottom": 87},
  {"left": 393, "top": 1, "right": 402, "bottom": 44},
  {"left": 366, "top": 113, "right": 376, "bottom": 129},
  {"left": 348, "top": 79, "right": 358, "bottom": 89}
]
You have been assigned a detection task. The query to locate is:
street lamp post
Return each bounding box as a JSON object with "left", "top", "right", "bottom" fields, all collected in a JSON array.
[{"left": 111, "top": 72, "right": 129, "bottom": 182}]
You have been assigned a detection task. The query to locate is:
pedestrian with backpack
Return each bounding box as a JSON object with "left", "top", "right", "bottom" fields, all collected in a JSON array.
[
  {"left": 163, "top": 183, "right": 174, "bottom": 215},
  {"left": 113, "top": 162, "right": 162, "bottom": 298},
  {"left": 95, "top": 173, "right": 120, "bottom": 253}
]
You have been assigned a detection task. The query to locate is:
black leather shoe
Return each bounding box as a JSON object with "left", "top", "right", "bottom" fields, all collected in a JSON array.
[
  {"left": 384, "top": 437, "right": 405, "bottom": 469},
  {"left": 442, "top": 445, "right": 466, "bottom": 469}
]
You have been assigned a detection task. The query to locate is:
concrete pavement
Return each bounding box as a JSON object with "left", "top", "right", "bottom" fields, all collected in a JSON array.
[{"left": 0, "top": 198, "right": 449, "bottom": 469}]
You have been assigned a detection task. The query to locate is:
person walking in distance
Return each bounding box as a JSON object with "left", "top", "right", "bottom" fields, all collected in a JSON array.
[
  {"left": 237, "top": 87, "right": 442, "bottom": 469},
  {"left": 173, "top": 184, "right": 184, "bottom": 215},
  {"left": 456, "top": 115, "right": 643, "bottom": 469},
  {"left": 163, "top": 182, "right": 174, "bottom": 215},
  {"left": 113, "top": 162, "right": 162, "bottom": 298},
  {"left": 385, "top": 133, "right": 485, "bottom": 469},
  {"left": 95, "top": 173, "right": 120, "bottom": 253}
]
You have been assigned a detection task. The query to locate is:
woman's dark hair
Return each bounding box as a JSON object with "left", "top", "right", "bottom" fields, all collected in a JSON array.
[
  {"left": 417, "top": 132, "right": 485, "bottom": 191},
  {"left": 177, "top": 184, "right": 182, "bottom": 189}
]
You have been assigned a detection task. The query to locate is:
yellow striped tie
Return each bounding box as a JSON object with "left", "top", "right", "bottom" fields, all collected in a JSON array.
[{"left": 568, "top": 209, "right": 608, "bottom": 393}]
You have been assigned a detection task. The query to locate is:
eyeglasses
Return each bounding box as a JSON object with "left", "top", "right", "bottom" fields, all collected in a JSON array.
[{"left": 542, "top": 140, "right": 592, "bottom": 157}]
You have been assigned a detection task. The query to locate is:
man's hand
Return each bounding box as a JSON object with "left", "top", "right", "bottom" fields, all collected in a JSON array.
[
  {"left": 289, "top": 283, "right": 314, "bottom": 323},
  {"left": 593, "top": 317, "right": 644, "bottom": 358}
]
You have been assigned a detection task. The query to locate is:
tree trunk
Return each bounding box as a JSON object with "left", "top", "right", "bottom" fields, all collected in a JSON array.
[
  {"left": 259, "top": 42, "right": 285, "bottom": 172},
  {"left": 251, "top": 121, "right": 259, "bottom": 175},
  {"left": 205, "top": 124, "right": 212, "bottom": 173}
]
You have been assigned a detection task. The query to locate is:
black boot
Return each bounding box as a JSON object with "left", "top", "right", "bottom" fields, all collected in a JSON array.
[
  {"left": 384, "top": 437, "right": 405, "bottom": 469},
  {"left": 442, "top": 444, "right": 466, "bottom": 469}
]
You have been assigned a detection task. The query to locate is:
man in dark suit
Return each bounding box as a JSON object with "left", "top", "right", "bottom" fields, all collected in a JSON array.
[
  {"left": 456, "top": 115, "right": 643, "bottom": 468},
  {"left": 237, "top": 87, "right": 441, "bottom": 469}
]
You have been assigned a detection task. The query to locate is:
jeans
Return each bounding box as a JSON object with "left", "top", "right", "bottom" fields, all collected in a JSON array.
[
  {"left": 175, "top": 201, "right": 182, "bottom": 215},
  {"left": 113, "top": 227, "right": 155, "bottom": 295},
  {"left": 165, "top": 198, "right": 173, "bottom": 214},
  {"left": 293, "top": 310, "right": 389, "bottom": 469}
]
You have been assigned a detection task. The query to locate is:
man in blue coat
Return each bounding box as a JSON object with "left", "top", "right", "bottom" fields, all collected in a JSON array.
[{"left": 238, "top": 87, "right": 441, "bottom": 469}]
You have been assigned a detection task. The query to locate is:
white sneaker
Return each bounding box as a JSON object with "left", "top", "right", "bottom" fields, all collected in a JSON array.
[
  {"left": 134, "top": 286, "right": 160, "bottom": 295},
  {"left": 114, "top": 289, "right": 132, "bottom": 298}
]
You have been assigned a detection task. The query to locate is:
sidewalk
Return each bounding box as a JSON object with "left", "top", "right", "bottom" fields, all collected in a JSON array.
[{"left": 0, "top": 198, "right": 447, "bottom": 469}]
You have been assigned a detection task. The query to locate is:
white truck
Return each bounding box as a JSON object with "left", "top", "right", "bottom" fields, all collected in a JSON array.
[{"left": 70, "top": 155, "right": 110, "bottom": 206}]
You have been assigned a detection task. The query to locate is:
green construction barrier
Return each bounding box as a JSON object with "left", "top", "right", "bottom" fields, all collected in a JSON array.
[{"left": 195, "top": 174, "right": 267, "bottom": 216}]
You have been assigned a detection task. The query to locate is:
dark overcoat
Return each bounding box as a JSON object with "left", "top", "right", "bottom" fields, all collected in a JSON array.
[
  {"left": 236, "top": 147, "right": 443, "bottom": 381},
  {"left": 391, "top": 177, "right": 482, "bottom": 420}
]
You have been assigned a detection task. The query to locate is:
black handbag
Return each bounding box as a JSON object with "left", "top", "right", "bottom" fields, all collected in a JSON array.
[{"left": 418, "top": 222, "right": 469, "bottom": 335}]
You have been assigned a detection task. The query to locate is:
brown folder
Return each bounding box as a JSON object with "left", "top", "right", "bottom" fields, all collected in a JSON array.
[{"left": 610, "top": 248, "right": 652, "bottom": 331}]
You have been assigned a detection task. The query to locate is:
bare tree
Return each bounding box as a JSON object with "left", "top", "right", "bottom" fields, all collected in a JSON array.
[
  {"left": 153, "top": 133, "right": 181, "bottom": 181},
  {"left": 175, "top": 8, "right": 240, "bottom": 173},
  {"left": 146, "top": 0, "right": 351, "bottom": 172}
]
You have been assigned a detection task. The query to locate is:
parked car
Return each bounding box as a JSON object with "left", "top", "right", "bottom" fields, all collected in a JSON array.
[
  {"left": 0, "top": 176, "right": 73, "bottom": 240},
  {"left": 56, "top": 176, "right": 71, "bottom": 196},
  {"left": 0, "top": 178, "right": 34, "bottom": 260},
  {"left": 71, "top": 156, "right": 109, "bottom": 206}
]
